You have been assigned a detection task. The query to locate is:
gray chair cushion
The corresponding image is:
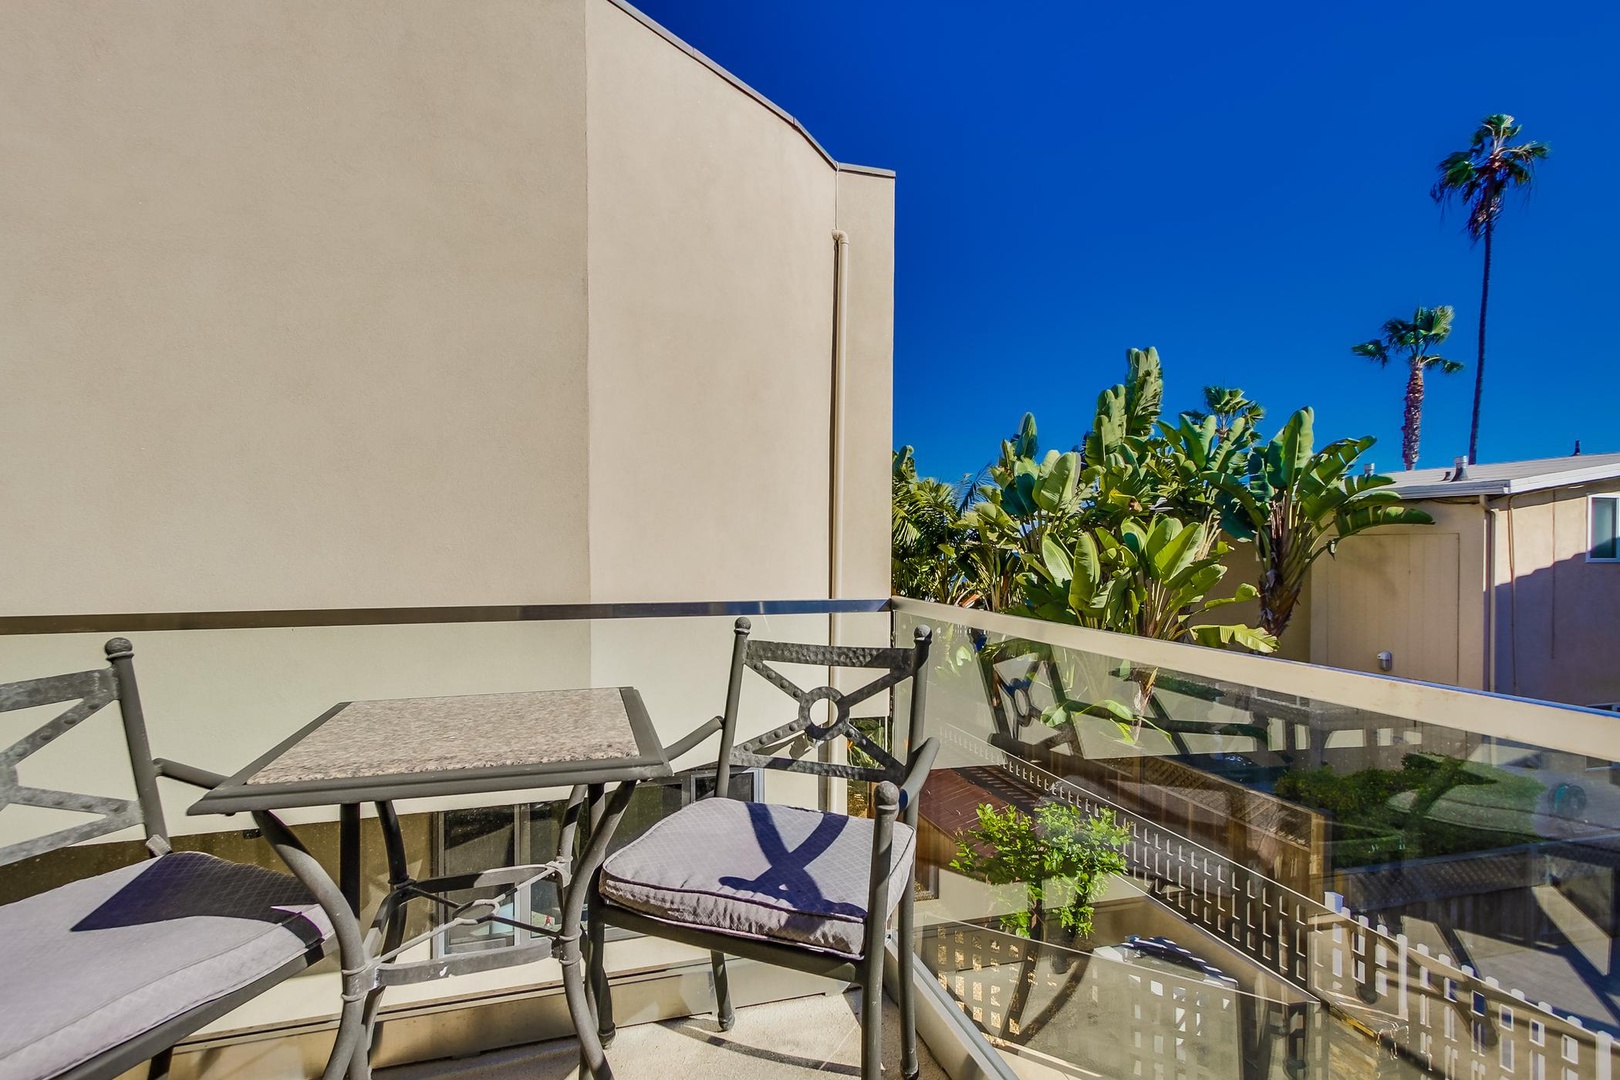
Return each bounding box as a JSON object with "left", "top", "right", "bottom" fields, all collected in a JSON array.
[
  {"left": 598, "top": 798, "right": 914, "bottom": 960},
  {"left": 0, "top": 851, "right": 332, "bottom": 1080}
]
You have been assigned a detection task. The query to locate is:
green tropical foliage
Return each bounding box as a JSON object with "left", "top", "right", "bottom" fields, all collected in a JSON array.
[
  {"left": 892, "top": 447, "right": 969, "bottom": 604},
  {"left": 1431, "top": 114, "right": 1549, "bottom": 464},
  {"left": 1024, "top": 518, "right": 1273, "bottom": 652},
  {"left": 950, "top": 801, "right": 1129, "bottom": 939},
  {"left": 1185, "top": 386, "right": 1265, "bottom": 439},
  {"left": 1217, "top": 408, "right": 1434, "bottom": 638},
  {"left": 892, "top": 349, "right": 1425, "bottom": 650},
  {"left": 1352, "top": 305, "right": 1463, "bottom": 470}
]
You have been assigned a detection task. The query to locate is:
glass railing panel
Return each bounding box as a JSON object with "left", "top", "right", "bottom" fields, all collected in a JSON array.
[{"left": 894, "top": 598, "right": 1620, "bottom": 1080}]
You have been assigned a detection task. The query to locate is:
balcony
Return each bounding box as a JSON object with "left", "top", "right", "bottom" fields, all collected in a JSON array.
[{"left": 3, "top": 597, "right": 1618, "bottom": 1080}]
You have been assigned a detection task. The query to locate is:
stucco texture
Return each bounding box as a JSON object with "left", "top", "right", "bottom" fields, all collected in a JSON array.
[
  {"left": 1, "top": 0, "right": 895, "bottom": 618},
  {"left": 0, "top": 1, "right": 594, "bottom": 615}
]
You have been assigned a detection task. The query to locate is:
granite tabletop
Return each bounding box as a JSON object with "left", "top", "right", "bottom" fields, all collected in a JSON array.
[{"left": 246, "top": 688, "right": 642, "bottom": 786}]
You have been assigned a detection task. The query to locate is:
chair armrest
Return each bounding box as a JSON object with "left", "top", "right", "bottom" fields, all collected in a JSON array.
[
  {"left": 663, "top": 716, "right": 723, "bottom": 762},
  {"left": 154, "top": 757, "right": 229, "bottom": 790},
  {"left": 896, "top": 737, "right": 939, "bottom": 817}
]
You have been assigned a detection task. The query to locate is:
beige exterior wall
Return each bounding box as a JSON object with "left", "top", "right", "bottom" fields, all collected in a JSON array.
[
  {"left": 832, "top": 170, "right": 899, "bottom": 601},
  {"left": 1308, "top": 501, "right": 1483, "bottom": 689},
  {"left": 1308, "top": 481, "right": 1620, "bottom": 704},
  {"left": 0, "top": 0, "right": 895, "bottom": 617},
  {"left": 586, "top": 0, "right": 829, "bottom": 601},
  {"left": 1489, "top": 480, "right": 1620, "bottom": 705},
  {"left": 1310, "top": 501, "right": 1487, "bottom": 689},
  {"left": 0, "top": 0, "right": 594, "bottom": 614}
]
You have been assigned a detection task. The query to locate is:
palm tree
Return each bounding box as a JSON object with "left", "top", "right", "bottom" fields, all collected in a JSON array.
[
  {"left": 1431, "top": 114, "right": 1549, "bottom": 464},
  {"left": 892, "top": 447, "right": 964, "bottom": 602},
  {"left": 1352, "top": 306, "right": 1463, "bottom": 470},
  {"left": 1185, "top": 385, "right": 1266, "bottom": 442}
]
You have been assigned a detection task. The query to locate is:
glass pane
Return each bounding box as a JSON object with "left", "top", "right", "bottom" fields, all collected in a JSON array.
[
  {"left": 897, "top": 607, "right": 1620, "bottom": 1080},
  {"left": 1593, "top": 498, "right": 1617, "bottom": 559},
  {"left": 440, "top": 807, "right": 517, "bottom": 953},
  {"left": 524, "top": 800, "right": 566, "bottom": 929},
  {"left": 610, "top": 781, "right": 687, "bottom": 854},
  {"left": 692, "top": 769, "right": 757, "bottom": 802}
]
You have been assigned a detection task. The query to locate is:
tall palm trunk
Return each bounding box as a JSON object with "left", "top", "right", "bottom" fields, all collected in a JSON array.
[
  {"left": 1402, "top": 362, "right": 1425, "bottom": 471},
  {"left": 1468, "top": 223, "right": 1493, "bottom": 464}
]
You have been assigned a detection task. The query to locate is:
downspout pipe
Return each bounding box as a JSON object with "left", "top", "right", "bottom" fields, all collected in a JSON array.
[
  {"left": 825, "top": 229, "right": 851, "bottom": 814},
  {"left": 830, "top": 229, "right": 850, "bottom": 604}
]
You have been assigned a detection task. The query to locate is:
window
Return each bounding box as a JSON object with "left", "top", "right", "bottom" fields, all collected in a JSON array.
[
  {"left": 434, "top": 765, "right": 761, "bottom": 957},
  {"left": 1589, "top": 496, "right": 1620, "bottom": 561}
]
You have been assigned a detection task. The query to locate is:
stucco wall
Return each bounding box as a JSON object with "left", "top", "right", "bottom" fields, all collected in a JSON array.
[
  {"left": 1309, "top": 501, "right": 1487, "bottom": 689},
  {"left": 0, "top": 0, "right": 593, "bottom": 614},
  {"left": 1492, "top": 480, "right": 1620, "bottom": 705},
  {"left": 0, "top": 0, "right": 895, "bottom": 618},
  {"left": 833, "top": 170, "right": 899, "bottom": 601},
  {"left": 0, "top": 0, "right": 900, "bottom": 827},
  {"left": 1309, "top": 480, "right": 1620, "bottom": 704},
  {"left": 582, "top": 0, "right": 839, "bottom": 601},
  {"left": 578, "top": 6, "right": 896, "bottom": 607}
]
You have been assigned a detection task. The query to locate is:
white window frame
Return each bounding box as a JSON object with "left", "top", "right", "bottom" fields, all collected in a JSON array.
[{"left": 1586, "top": 495, "right": 1620, "bottom": 562}]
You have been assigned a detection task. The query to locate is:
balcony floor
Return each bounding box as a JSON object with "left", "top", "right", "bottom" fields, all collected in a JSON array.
[{"left": 378, "top": 990, "right": 948, "bottom": 1080}]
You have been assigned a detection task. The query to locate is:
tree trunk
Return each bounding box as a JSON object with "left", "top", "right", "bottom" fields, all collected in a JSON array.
[
  {"left": 1260, "top": 575, "right": 1301, "bottom": 640},
  {"left": 1468, "top": 223, "right": 1494, "bottom": 464},
  {"left": 1402, "top": 362, "right": 1425, "bottom": 471}
]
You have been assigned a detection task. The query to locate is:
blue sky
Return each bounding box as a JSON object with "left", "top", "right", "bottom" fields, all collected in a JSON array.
[{"left": 634, "top": 0, "right": 1619, "bottom": 484}]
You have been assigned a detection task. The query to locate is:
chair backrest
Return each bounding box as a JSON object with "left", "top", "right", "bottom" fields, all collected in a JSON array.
[
  {"left": 713, "top": 618, "right": 931, "bottom": 798},
  {"left": 975, "top": 636, "right": 1078, "bottom": 756},
  {"left": 0, "top": 638, "right": 168, "bottom": 868}
]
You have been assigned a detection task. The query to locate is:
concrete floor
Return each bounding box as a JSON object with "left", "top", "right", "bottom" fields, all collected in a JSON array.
[{"left": 379, "top": 991, "right": 948, "bottom": 1080}]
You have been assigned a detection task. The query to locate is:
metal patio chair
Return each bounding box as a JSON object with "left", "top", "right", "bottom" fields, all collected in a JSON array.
[
  {"left": 0, "top": 639, "right": 365, "bottom": 1080},
  {"left": 587, "top": 619, "right": 938, "bottom": 1080}
]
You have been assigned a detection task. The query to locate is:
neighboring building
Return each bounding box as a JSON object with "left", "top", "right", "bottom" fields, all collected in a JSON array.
[{"left": 1308, "top": 452, "right": 1620, "bottom": 705}]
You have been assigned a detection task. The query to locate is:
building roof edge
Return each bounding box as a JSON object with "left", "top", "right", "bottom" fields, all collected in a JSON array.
[{"left": 602, "top": 0, "right": 893, "bottom": 181}]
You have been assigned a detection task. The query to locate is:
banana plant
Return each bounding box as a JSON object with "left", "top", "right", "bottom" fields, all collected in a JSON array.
[
  {"left": 1022, "top": 515, "right": 1276, "bottom": 735},
  {"left": 1219, "top": 408, "right": 1434, "bottom": 638},
  {"left": 988, "top": 413, "right": 1083, "bottom": 551},
  {"left": 1145, "top": 408, "right": 1259, "bottom": 551},
  {"left": 1083, "top": 346, "right": 1164, "bottom": 465}
]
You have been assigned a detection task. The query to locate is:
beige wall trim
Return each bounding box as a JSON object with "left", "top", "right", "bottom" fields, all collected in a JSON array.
[
  {"left": 0, "top": 598, "right": 891, "bottom": 636},
  {"left": 600, "top": 0, "right": 893, "bottom": 178},
  {"left": 894, "top": 596, "right": 1620, "bottom": 761}
]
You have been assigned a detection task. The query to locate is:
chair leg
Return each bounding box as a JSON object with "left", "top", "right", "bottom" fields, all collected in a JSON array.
[
  {"left": 710, "top": 951, "right": 735, "bottom": 1031},
  {"left": 332, "top": 991, "right": 372, "bottom": 1080},
  {"left": 860, "top": 960, "right": 885, "bottom": 1080},
  {"left": 147, "top": 1048, "right": 173, "bottom": 1080},
  {"left": 898, "top": 886, "right": 919, "bottom": 1080},
  {"left": 589, "top": 910, "right": 616, "bottom": 1046}
]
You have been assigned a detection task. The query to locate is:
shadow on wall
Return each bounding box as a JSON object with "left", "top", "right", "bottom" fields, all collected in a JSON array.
[{"left": 1493, "top": 549, "right": 1620, "bottom": 706}]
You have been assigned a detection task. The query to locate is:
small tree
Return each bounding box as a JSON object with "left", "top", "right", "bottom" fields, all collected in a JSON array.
[
  {"left": 951, "top": 801, "right": 1129, "bottom": 940},
  {"left": 1352, "top": 306, "right": 1463, "bottom": 470},
  {"left": 1219, "top": 409, "right": 1433, "bottom": 638}
]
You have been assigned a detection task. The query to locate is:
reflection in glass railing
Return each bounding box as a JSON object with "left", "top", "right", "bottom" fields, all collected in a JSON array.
[{"left": 895, "top": 601, "right": 1620, "bottom": 1080}]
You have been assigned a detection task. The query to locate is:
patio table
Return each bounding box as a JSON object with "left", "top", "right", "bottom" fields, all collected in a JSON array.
[{"left": 190, "top": 687, "right": 671, "bottom": 1080}]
